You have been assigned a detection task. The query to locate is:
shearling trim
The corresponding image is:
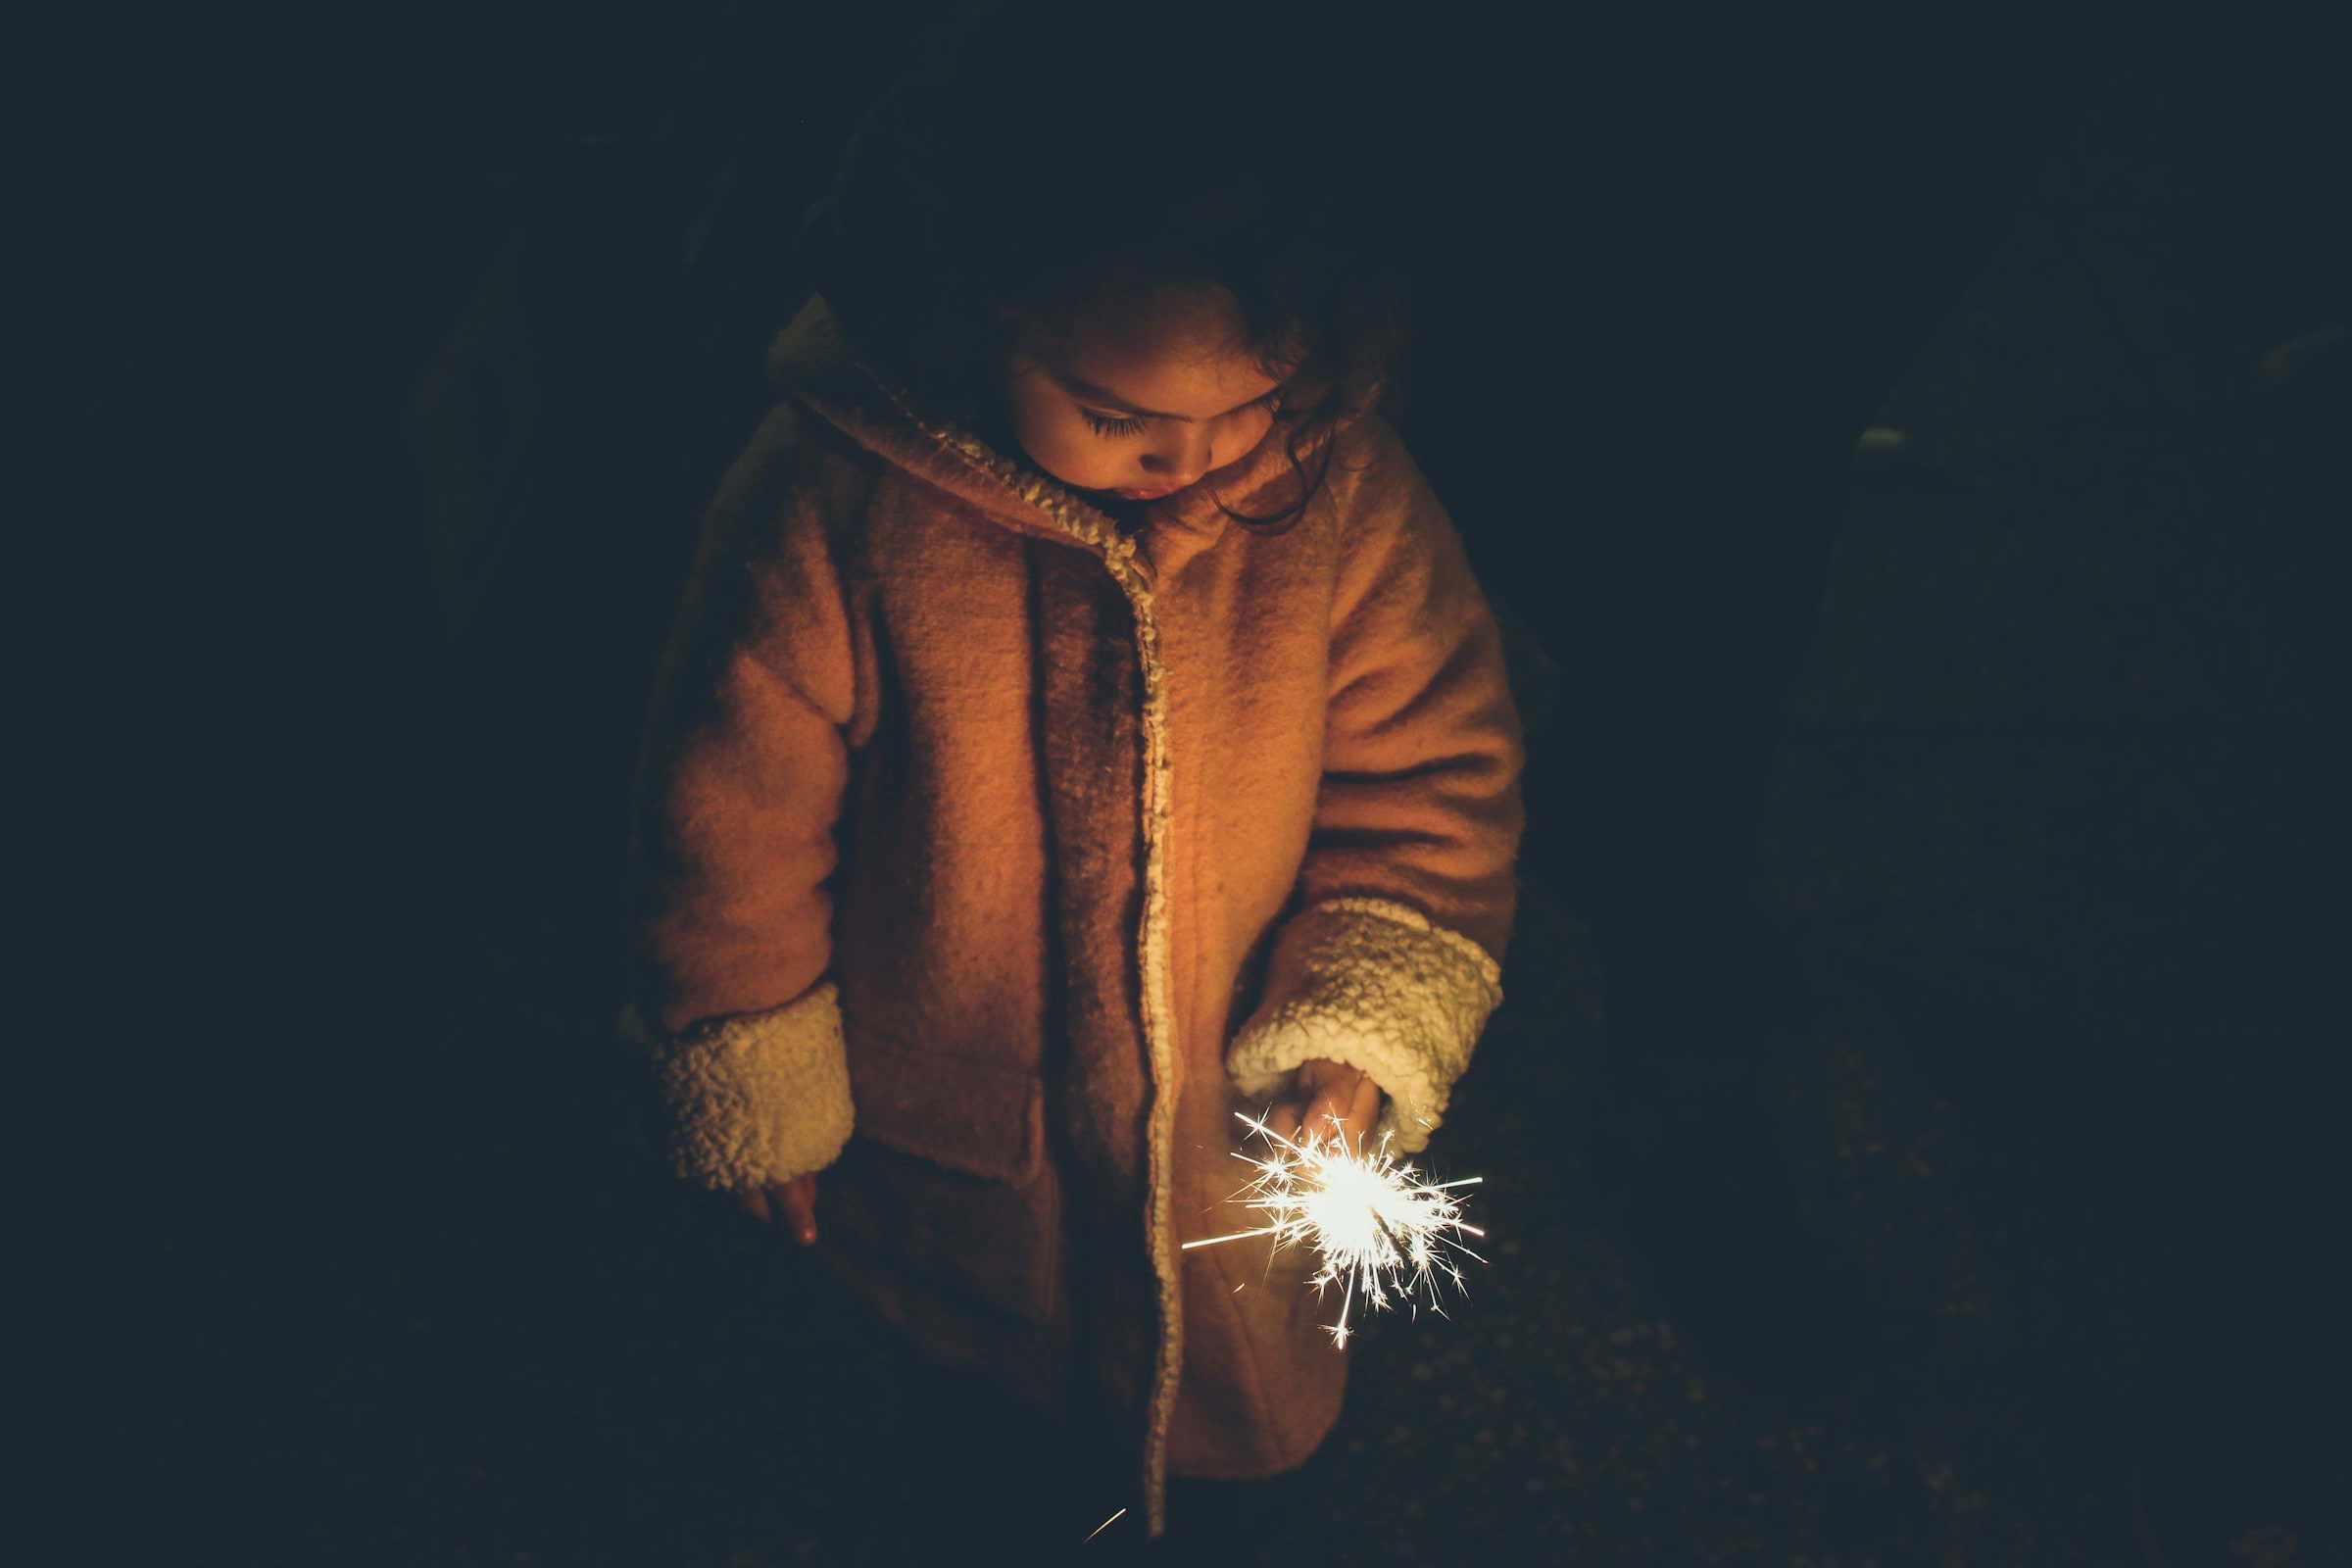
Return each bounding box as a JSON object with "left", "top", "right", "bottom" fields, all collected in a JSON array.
[
  {"left": 1228, "top": 899, "right": 1504, "bottom": 1154},
  {"left": 1131, "top": 554, "right": 1184, "bottom": 1546},
  {"left": 624, "top": 983, "right": 856, "bottom": 1191}
]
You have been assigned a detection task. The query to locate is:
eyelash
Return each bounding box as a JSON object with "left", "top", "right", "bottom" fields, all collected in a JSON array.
[
  {"left": 1078, "top": 391, "right": 1281, "bottom": 440},
  {"left": 1079, "top": 408, "right": 1149, "bottom": 437}
]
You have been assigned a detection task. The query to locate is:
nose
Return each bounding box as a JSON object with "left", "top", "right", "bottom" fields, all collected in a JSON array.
[{"left": 1139, "top": 426, "right": 1213, "bottom": 487}]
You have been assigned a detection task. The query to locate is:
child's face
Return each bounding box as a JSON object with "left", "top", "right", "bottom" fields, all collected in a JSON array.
[{"left": 1003, "top": 279, "right": 1284, "bottom": 503}]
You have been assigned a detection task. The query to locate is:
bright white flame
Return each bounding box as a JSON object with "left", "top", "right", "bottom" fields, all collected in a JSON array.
[{"left": 1182, "top": 1110, "right": 1486, "bottom": 1348}]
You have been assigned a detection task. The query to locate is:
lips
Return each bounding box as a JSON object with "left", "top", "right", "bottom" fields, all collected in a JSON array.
[{"left": 1116, "top": 483, "right": 1184, "bottom": 501}]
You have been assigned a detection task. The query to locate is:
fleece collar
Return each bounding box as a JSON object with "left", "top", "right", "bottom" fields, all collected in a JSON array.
[{"left": 767, "top": 294, "right": 1337, "bottom": 578}]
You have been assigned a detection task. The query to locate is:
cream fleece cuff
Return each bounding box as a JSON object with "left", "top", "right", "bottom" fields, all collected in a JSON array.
[
  {"left": 1226, "top": 898, "right": 1503, "bottom": 1153},
  {"left": 624, "top": 982, "right": 856, "bottom": 1190}
]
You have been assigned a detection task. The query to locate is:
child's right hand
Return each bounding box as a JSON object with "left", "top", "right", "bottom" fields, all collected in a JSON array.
[{"left": 737, "top": 1173, "right": 820, "bottom": 1245}]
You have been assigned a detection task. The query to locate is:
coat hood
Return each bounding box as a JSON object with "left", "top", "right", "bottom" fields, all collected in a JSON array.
[{"left": 766, "top": 293, "right": 1346, "bottom": 579}]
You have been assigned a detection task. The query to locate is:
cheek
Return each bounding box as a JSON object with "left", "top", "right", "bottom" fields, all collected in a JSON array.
[
  {"left": 1015, "top": 408, "right": 1126, "bottom": 487},
  {"left": 1218, "top": 409, "right": 1278, "bottom": 466}
]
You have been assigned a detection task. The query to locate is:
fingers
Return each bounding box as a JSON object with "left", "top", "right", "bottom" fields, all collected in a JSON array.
[
  {"left": 1261, "top": 1061, "right": 1386, "bottom": 1154},
  {"left": 1305, "top": 1088, "right": 1362, "bottom": 1152},
  {"left": 779, "top": 1173, "right": 819, "bottom": 1246},
  {"left": 1293, "top": 1060, "right": 1384, "bottom": 1154},
  {"left": 736, "top": 1175, "right": 817, "bottom": 1244}
]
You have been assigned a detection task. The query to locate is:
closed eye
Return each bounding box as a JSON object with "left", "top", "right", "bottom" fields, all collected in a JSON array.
[
  {"left": 1079, "top": 407, "right": 1150, "bottom": 438},
  {"left": 1078, "top": 389, "right": 1282, "bottom": 440}
]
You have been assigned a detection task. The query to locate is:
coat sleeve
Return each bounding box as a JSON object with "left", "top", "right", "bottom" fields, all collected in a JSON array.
[
  {"left": 621, "top": 403, "right": 871, "bottom": 1191},
  {"left": 1227, "top": 416, "right": 1524, "bottom": 1152}
]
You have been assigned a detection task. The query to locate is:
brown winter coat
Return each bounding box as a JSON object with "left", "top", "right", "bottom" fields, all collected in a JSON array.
[{"left": 626, "top": 295, "right": 1521, "bottom": 1532}]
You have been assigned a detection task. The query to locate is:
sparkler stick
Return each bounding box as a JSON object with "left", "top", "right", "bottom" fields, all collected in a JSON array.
[{"left": 1182, "top": 1110, "right": 1486, "bottom": 1348}]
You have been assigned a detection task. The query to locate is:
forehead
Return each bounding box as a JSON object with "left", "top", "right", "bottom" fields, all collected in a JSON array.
[{"left": 1032, "top": 279, "right": 1279, "bottom": 410}]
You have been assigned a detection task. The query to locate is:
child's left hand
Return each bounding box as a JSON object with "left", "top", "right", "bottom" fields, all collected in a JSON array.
[{"left": 1270, "top": 1057, "right": 1384, "bottom": 1154}]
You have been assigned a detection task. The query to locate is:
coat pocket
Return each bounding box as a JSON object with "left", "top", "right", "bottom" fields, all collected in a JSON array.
[
  {"left": 828, "top": 1034, "right": 1061, "bottom": 1327},
  {"left": 846, "top": 1033, "right": 1046, "bottom": 1183}
]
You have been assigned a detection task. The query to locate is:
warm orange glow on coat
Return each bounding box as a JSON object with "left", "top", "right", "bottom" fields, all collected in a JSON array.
[{"left": 627, "top": 296, "right": 1521, "bottom": 1532}]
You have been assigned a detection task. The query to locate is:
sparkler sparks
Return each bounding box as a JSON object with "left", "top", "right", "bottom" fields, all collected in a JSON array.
[{"left": 1182, "top": 1111, "right": 1486, "bottom": 1348}]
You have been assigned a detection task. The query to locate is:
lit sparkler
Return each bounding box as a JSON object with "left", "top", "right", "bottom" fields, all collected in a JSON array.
[{"left": 1182, "top": 1110, "right": 1486, "bottom": 1348}]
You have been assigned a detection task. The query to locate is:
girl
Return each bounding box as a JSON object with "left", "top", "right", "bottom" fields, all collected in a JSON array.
[{"left": 624, "top": 7, "right": 1522, "bottom": 1547}]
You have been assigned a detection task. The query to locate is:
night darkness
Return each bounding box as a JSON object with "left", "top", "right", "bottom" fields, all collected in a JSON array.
[{"left": 51, "top": 2, "right": 2348, "bottom": 1563}]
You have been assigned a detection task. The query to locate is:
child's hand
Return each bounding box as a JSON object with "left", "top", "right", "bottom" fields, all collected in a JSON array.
[
  {"left": 1271, "top": 1057, "right": 1385, "bottom": 1155},
  {"left": 737, "top": 1173, "right": 819, "bottom": 1245}
]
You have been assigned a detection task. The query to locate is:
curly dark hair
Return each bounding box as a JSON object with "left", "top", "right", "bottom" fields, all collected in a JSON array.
[{"left": 801, "top": 2, "right": 1410, "bottom": 533}]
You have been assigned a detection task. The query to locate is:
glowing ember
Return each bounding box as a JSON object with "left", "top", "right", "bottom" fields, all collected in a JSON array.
[{"left": 1182, "top": 1111, "right": 1486, "bottom": 1348}]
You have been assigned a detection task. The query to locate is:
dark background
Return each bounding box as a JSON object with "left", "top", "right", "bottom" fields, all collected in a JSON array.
[{"left": 54, "top": 2, "right": 2346, "bottom": 1562}]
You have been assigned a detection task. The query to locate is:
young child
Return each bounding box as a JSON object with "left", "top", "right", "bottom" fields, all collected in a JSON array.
[{"left": 624, "top": 9, "right": 1521, "bottom": 1546}]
